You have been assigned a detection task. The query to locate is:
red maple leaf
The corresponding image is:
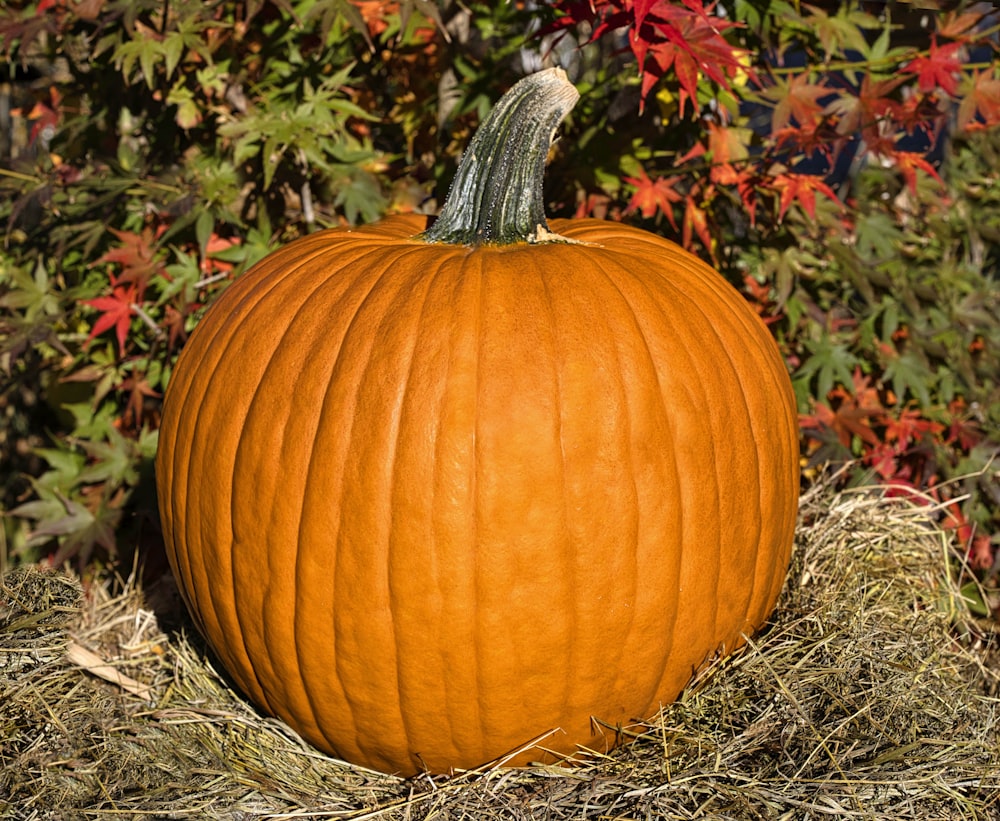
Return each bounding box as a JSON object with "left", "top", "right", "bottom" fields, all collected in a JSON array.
[
  {"left": 632, "top": 0, "right": 660, "bottom": 31},
  {"left": 19, "top": 86, "right": 61, "bottom": 144},
  {"left": 624, "top": 166, "right": 682, "bottom": 230},
  {"left": 201, "top": 233, "right": 238, "bottom": 274},
  {"left": 574, "top": 191, "right": 614, "bottom": 220},
  {"left": 942, "top": 500, "right": 977, "bottom": 548},
  {"left": 864, "top": 441, "right": 900, "bottom": 481},
  {"left": 902, "top": 38, "right": 963, "bottom": 97},
  {"left": 886, "top": 149, "right": 944, "bottom": 194},
  {"left": 620, "top": 0, "right": 749, "bottom": 113},
  {"left": 883, "top": 407, "right": 945, "bottom": 450},
  {"left": 801, "top": 397, "right": 881, "bottom": 450},
  {"left": 770, "top": 173, "right": 841, "bottom": 221},
  {"left": 83, "top": 274, "right": 138, "bottom": 356},
  {"left": 968, "top": 533, "right": 996, "bottom": 572},
  {"left": 802, "top": 368, "right": 887, "bottom": 450}
]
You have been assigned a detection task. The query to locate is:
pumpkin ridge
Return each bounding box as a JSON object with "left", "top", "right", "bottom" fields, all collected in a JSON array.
[
  {"left": 658, "top": 257, "right": 767, "bottom": 661},
  {"left": 718, "top": 280, "right": 798, "bottom": 618},
  {"left": 664, "top": 256, "right": 759, "bottom": 649},
  {"left": 656, "top": 249, "right": 794, "bottom": 647},
  {"left": 709, "top": 301, "right": 795, "bottom": 631},
  {"left": 447, "top": 249, "right": 487, "bottom": 761},
  {"left": 176, "top": 234, "right": 375, "bottom": 672},
  {"left": 464, "top": 249, "right": 490, "bottom": 761},
  {"left": 384, "top": 251, "right": 468, "bottom": 766},
  {"left": 259, "top": 243, "right": 422, "bottom": 752},
  {"left": 575, "top": 245, "right": 703, "bottom": 706},
  {"left": 172, "top": 244, "right": 343, "bottom": 713},
  {"left": 532, "top": 257, "right": 577, "bottom": 732},
  {"left": 534, "top": 243, "right": 680, "bottom": 725},
  {"left": 540, "top": 251, "right": 641, "bottom": 718},
  {"left": 584, "top": 237, "right": 783, "bottom": 692},
  {"left": 241, "top": 246, "right": 412, "bottom": 730},
  {"left": 643, "top": 246, "right": 796, "bottom": 627},
  {"left": 649, "top": 251, "right": 755, "bottom": 651},
  {"left": 308, "top": 245, "right": 434, "bottom": 766},
  {"left": 232, "top": 248, "right": 384, "bottom": 726}
]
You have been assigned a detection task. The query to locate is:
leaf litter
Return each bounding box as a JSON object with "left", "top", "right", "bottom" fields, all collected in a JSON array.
[{"left": 2, "top": 480, "right": 998, "bottom": 820}]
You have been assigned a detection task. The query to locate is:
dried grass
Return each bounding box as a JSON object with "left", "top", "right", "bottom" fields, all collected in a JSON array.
[{"left": 2, "top": 482, "right": 999, "bottom": 820}]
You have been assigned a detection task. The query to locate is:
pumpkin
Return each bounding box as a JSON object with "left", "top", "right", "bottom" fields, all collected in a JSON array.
[{"left": 155, "top": 68, "right": 799, "bottom": 777}]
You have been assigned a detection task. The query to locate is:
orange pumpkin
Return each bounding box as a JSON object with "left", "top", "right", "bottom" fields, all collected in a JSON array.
[{"left": 155, "top": 69, "right": 798, "bottom": 776}]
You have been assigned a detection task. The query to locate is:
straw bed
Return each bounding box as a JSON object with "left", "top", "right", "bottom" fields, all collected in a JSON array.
[{"left": 2, "top": 482, "right": 998, "bottom": 819}]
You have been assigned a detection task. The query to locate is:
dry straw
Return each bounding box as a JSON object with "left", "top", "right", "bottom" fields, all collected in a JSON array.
[{"left": 2, "top": 481, "right": 998, "bottom": 820}]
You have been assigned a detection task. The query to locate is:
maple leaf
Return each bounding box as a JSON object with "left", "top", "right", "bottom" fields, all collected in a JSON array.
[
  {"left": 864, "top": 441, "right": 900, "bottom": 481},
  {"left": 802, "top": 2, "right": 880, "bottom": 59},
  {"left": 942, "top": 500, "right": 977, "bottom": 548},
  {"left": 772, "top": 118, "right": 843, "bottom": 164},
  {"left": 161, "top": 304, "right": 189, "bottom": 351},
  {"left": 883, "top": 407, "right": 945, "bottom": 450},
  {"left": 801, "top": 397, "right": 881, "bottom": 451},
  {"left": 886, "top": 149, "right": 944, "bottom": 194},
  {"left": 770, "top": 172, "right": 840, "bottom": 221},
  {"left": 83, "top": 274, "right": 138, "bottom": 356},
  {"left": 763, "top": 72, "right": 833, "bottom": 133},
  {"left": 682, "top": 192, "right": 714, "bottom": 261},
  {"left": 625, "top": 0, "right": 749, "bottom": 113},
  {"left": 945, "top": 398, "right": 983, "bottom": 451},
  {"left": 828, "top": 74, "right": 904, "bottom": 140},
  {"left": 896, "top": 90, "right": 946, "bottom": 138},
  {"left": 623, "top": 166, "right": 681, "bottom": 230},
  {"left": 846, "top": 367, "right": 882, "bottom": 410},
  {"left": 19, "top": 85, "right": 61, "bottom": 144},
  {"left": 936, "top": 7, "right": 990, "bottom": 41},
  {"left": 705, "top": 122, "right": 750, "bottom": 184},
  {"left": 734, "top": 169, "right": 760, "bottom": 227},
  {"left": 98, "top": 226, "right": 164, "bottom": 294},
  {"left": 119, "top": 372, "right": 161, "bottom": 431},
  {"left": 968, "top": 533, "right": 995, "bottom": 572},
  {"left": 902, "top": 38, "right": 963, "bottom": 97},
  {"left": 632, "top": 0, "right": 659, "bottom": 32},
  {"left": 741, "top": 274, "right": 782, "bottom": 324},
  {"left": 957, "top": 68, "right": 1000, "bottom": 131},
  {"left": 201, "top": 233, "right": 238, "bottom": 274}
]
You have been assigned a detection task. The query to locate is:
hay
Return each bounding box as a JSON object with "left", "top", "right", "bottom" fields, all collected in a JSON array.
[{"left": 2, "top": 484, "right": 998, "bottom": 820}]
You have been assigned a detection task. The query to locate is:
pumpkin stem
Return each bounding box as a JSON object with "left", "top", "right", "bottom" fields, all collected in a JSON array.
[{"left": 421, "top": 68, "right": 580, "bottom": 246}]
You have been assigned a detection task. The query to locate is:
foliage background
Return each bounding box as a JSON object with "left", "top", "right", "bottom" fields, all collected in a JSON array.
[{"left": 0, "top": 0, "right": 998, "bottom": 615}]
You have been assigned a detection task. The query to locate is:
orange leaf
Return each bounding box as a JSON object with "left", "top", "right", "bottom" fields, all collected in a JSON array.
[
  {"left": 764, "top": 73, "right": 831, "bottom": 132},
  {"left": 770, "top": 173, "right": 840, "bottom": 221},
  {"left": 682, "top": 193, "right": 714, "bottom": 259},
  {"left": 889, "top": 150, "right": 943, "bottom": 194},
  {"left": 958, "top": 69, "right": 1000, "bottom": 131},
  {"left": 623, "top": 167, "right": 681, "bottom": 231}
]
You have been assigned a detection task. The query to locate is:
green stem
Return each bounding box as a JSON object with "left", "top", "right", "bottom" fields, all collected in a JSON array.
[{"left": 421, "top": 68, "right": 580, "bottom": 246}]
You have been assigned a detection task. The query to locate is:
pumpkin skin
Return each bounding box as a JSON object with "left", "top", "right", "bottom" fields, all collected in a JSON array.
[{"left": 155, "top": 213, "right": 799, "bottom": 776}]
